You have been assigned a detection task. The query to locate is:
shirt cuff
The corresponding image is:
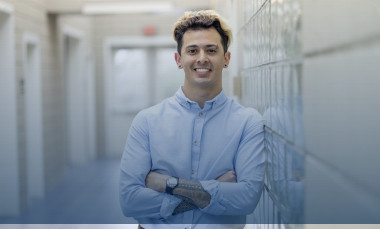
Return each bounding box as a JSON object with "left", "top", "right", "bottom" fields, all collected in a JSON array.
[
  {"left": 199, "top": 180, "right": 227, "bottom": 215},
  {"left": 160, "top": 193, "right": 182, "bottom": 218}
]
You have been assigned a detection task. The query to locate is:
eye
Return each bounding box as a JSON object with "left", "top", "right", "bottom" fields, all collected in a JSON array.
[
  {"left": 188, "top": 49, "right": 197, "bottom": 55},
  {"left": 208, "top": 49, "right": 217, "bottom": 54}
]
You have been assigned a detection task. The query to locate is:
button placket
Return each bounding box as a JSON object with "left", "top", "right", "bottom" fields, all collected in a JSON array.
[{"left": 191, "top": 110, "right": 205, "bottom": 179}]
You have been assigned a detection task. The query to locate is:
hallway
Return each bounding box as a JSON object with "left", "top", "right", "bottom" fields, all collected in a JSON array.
[
  {"left": 1, "top": 0, "right": 380, "bottom": 226},
  {"left": 0, "top": 157, "right": 136, "bottom": 224}
]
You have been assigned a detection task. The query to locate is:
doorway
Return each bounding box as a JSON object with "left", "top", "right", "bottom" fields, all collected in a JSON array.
[
  {"left": 104, "top": 37, "right": 181, "bottom": 157},
  {"left": 63, "top": 28, "right": 87, "bottom": 164},
  {"left": 23, "top": 33, "right": 44, "bottom": 203}
]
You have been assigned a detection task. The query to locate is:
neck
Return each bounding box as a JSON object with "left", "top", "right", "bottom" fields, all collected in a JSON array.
[{"left": 182, "top": 85, "right": 222, "bottom": 109}]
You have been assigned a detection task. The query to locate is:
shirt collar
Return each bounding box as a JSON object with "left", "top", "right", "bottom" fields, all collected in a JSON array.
[{"left": 175, "top": 87, "right": 227, "bottom": 110}]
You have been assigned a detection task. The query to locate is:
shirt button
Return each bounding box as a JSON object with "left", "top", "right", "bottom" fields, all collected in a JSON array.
[
  {"left": 194, "top": 141, "right": 198, "bottom": 146},
  {"left": 199, "top": 112, "right": 203, "bottom": 117},
  {"left": 191, "top": 170, "right": 194, "bottom": 174}
]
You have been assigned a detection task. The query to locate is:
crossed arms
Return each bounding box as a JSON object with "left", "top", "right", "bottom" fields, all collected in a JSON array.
[
  {"left": 145, "top": 170, "right": 237, "bottom": 214},
  {"left": 119, "top": 111, "right": 265, "bottom": 219}
]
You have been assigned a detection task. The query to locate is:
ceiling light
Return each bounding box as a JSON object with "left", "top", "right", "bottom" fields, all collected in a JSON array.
[{"left": 82, "top": 1, "right": 174, "bottom": 15}]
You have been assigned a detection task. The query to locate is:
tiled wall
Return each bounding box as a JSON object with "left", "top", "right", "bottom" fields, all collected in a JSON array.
[
  {"left": 227, "top": 0, "right": 380, "bottom": 226},
  {"left": 236, "top": 0, "right": 304, "bottom": 226}
]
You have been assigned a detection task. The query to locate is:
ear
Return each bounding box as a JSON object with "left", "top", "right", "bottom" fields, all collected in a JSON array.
[
  {"left": 224, "top": 51, "right": 231, "bottom": 68},
  {"left": 175, "top": 52, "right": 182, "bottom": 69}
]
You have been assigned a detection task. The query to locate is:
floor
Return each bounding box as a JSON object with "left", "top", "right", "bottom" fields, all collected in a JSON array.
[{"left": 0, "top": 157, "right": 137, "bottom": 225}]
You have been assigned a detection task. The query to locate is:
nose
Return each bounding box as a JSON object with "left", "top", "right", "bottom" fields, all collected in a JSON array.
[{"left": 197, "top": 50, "right": 209, "bottom": 64}]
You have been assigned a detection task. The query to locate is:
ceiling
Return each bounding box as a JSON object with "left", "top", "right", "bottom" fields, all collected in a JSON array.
[{"left": 46, "top": 0, "right": 215, "bottom": 15}]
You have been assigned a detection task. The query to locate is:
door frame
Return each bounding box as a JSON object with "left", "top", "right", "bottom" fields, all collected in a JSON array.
[
  {"left": 103, "top": 36, "right": 175, "bottom": 156},
  {"left": 22, "top": 32, "right": 44, "bottom": 202},
  {"left": 61, "top": 25, "right": 87, "bottom": 164}
]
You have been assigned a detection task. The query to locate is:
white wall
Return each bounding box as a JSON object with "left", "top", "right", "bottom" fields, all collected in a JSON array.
[
  {"left": 0, "top": 1, "right": 19, "bottom": 215},
  {"left": 302, "top": 0, "right": 380, "bottom": 223},
  {"left": 0, "top": 0, "right": 92, "bottom": 216}
]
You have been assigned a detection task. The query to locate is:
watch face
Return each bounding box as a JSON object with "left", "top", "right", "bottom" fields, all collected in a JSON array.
[{"left": 167, "top": 177, "right": 178, "bottom": 188}]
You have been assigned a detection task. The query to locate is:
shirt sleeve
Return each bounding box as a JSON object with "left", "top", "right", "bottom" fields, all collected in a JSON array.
[
  {"left": 199, "top": 110, "right": 265, "bottom": 215},
  {"left": 119, "top": 112, "right": 182, "bottom": 219}
]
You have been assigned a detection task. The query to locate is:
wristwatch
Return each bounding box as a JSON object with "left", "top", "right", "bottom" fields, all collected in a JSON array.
[{"left": 165, "top": 176, "right": 179, "bottom": 195}]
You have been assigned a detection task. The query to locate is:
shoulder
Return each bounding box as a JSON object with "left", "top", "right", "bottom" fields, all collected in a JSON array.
[
  {"left": 224, "top": 98, "right": 264, "bottom": 135},
  {"left": 228, "top": 98, "right": 263, "bottom": 122}
]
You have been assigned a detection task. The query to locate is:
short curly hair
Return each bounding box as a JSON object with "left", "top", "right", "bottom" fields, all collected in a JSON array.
[{"left": 173, "top": 10, "right": 232, "bottom": 55}]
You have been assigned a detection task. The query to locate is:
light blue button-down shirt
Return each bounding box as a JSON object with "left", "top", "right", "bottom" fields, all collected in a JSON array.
[{"left": 120, "top": 88, "right": 265, "bottom": 227}]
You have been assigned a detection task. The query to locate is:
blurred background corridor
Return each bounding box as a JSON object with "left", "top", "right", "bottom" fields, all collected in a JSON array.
[{"left": 1, "top": 0, "right": 380, "bottom": 228}]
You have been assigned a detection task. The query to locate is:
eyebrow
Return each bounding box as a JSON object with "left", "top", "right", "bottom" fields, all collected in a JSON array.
[{"left": 185, "top": 44, "right": 219, "bottom": 49}]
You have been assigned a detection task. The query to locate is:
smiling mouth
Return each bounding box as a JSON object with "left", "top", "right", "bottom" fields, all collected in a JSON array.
[{"left": 194, "top": 68, "right": 211, "bottom": 72}]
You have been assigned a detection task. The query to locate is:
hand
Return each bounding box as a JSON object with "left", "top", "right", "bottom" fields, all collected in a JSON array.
[
  {"left": 145, "top": 171, "right": 170, "bottom": 193},
  {"left": 216, "top": 170, "right": 237, "bottom": 183}
]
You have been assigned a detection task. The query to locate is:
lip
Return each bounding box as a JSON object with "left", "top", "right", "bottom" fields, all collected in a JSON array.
[
  {"left": 193, "top": 67, "right": 212, "bottom": 73},
  {"left": 193, "top": 68, "right": 211, "bottom": 76},
  {"left": 194, "top": 68, "right": 210, "bottom": 72}
]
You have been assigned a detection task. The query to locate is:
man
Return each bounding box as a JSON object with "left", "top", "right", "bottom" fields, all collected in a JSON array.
[{"left": 120, "top": 10, "right": 265, "bottom": 229}]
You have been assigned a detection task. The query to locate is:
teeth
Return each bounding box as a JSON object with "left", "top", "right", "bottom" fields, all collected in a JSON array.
[{"left": 195, "top": 68, "right": 210, "bottom": 72}]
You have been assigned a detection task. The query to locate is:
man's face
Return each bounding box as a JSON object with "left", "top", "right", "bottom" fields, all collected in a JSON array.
[{"left": 175, "top": 27, "right": 230, "bottom": 91}]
